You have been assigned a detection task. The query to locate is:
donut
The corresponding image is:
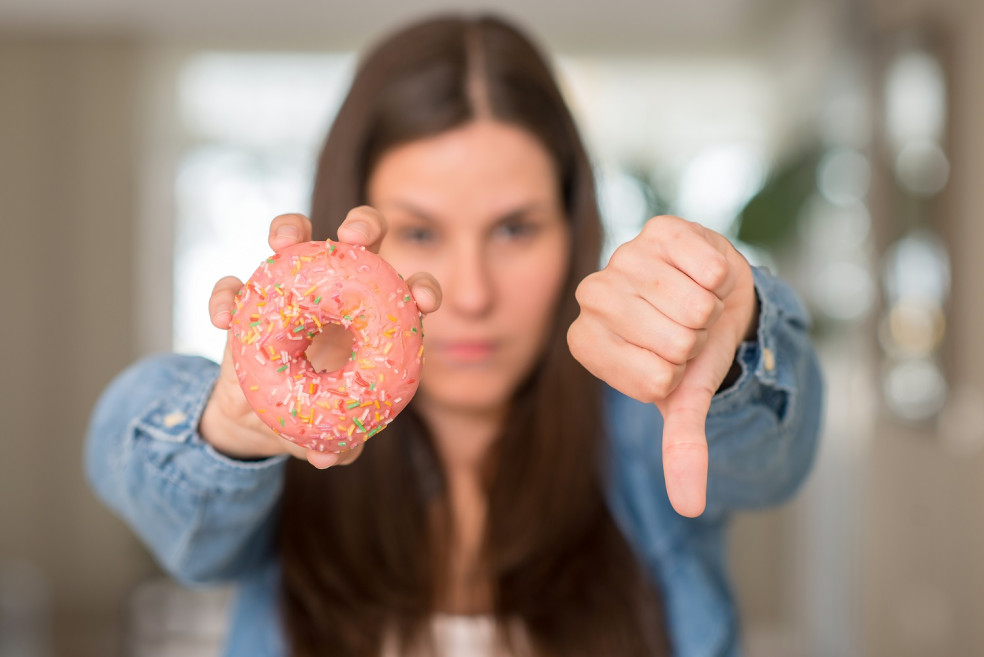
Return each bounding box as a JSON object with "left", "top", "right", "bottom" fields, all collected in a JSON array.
[{"left": 229, "top": 239, "right": 424, "bottom": 453}]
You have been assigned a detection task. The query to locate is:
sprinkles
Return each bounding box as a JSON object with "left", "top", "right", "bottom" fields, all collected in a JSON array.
[{"left": 229, "top": 239, "right": 424, "bottom": 456}]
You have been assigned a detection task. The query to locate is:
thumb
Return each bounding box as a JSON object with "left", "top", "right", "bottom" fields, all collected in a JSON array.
[
  {"left": 657, "top": 331, "right": 739, "bottom": 517},
  {"left": 658, "top": 384, "right": 711, "bottom": 518}
]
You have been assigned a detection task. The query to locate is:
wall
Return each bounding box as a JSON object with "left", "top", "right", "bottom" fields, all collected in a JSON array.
[
  {"left": 861, "top": 0, "right": 984, "bottom": 655},
  {"left": 0, "top": 34, "right": 156, "bottom": 657}
]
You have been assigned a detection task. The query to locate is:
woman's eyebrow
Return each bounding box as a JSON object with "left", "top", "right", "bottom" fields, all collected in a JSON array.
[
  {"left": 495, "top": 203, "right": 544, "bottom": 222},
  {"left": 389, "top": 199, "right": 550, "bottom": 224},
  {"left": 387, "top": 201, "right": 439, "bottom": 224}
]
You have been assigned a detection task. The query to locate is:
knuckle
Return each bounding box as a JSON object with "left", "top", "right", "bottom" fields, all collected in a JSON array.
[
  {"left": 640, "top": 363, "right": 686, "bottom": 402},
  {"left": 640, "top": 368, "right": 672, "bottom": 403},
  {"left": 642, "top": 214, "right": 668, "bottom": 233},
  {"left": 606, "top": 242, "right": 633, "bottom": 270},
  {"left": 573, "top": 281, "right": 588, "bottom": 307},
  {"left": 686, "top": 291, "right": 717, "bottom": 326},
  {"left": 669, "top": 329, "right": 698, "bottom": 363},
  {"left": 701, "top": 253, "right": 729, "bottom": 289},
  {"left": 574, "top": 274, "right": 602, "bottom": 309},
  {"left": 644, "top": 214, "right": 683, "bottom": 240},
  {"left": 566, "top": 319, "right": 586, "bottom": 356}
]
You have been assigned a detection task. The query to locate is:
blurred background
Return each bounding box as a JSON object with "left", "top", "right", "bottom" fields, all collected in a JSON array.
[{"left": 2, "top": 0, "right": 983, "bottom": 655}]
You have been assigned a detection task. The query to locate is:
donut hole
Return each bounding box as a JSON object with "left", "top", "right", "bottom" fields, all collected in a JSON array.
[{"left": 304, "top": 323, "right": 355, "bottom": 373}]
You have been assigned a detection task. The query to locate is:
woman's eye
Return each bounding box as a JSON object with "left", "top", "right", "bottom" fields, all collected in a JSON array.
[
  {"left": 399, "top": 226, "right": 436, "bottom": 244},
  {"left": 494, "top": 220, "right": 538, "bottom": 241}
]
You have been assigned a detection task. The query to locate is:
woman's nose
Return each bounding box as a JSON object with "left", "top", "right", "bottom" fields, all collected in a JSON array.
[{"left": 445, "top": 244, "right": 494, "bottom": 317}]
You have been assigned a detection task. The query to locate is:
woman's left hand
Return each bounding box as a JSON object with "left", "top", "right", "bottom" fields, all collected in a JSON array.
[{"left": 568, "top": 215, "right": 758, "bottom": 518}]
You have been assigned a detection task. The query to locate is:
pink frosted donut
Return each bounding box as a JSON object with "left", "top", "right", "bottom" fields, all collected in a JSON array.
[{"left": 229, "top": 240, "right": 424, "bottom": 454}]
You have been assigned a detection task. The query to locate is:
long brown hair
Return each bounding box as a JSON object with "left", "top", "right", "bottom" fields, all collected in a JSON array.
[{"left": 279, "top": 14, "right": 668, "bottom": 656}]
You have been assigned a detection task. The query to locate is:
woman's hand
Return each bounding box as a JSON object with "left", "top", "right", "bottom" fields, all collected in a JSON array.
[
  {"left": 199, "top": 207, "right": 442, "bottom": 469},
  {"left": 568, "top": 215, "right": 758, "bottom": 517}
]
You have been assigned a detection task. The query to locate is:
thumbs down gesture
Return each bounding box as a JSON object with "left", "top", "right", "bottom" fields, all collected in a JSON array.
[{"left": 568, "top": 215, "right": 759, "bottom": 517}]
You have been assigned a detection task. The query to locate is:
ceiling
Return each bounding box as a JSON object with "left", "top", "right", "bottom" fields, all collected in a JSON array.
[{"left": 0, "top": 0, "right": 804, "bottom": 53}]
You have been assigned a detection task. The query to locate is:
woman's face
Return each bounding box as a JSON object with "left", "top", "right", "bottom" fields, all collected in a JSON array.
[{"left": 368, "top": 120, "right": 570, "bottom": 417}]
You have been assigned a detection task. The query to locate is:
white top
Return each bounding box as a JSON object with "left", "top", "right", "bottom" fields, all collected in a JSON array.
[{"left": 382, "top": 614, "right": 530, "bottom": 657}]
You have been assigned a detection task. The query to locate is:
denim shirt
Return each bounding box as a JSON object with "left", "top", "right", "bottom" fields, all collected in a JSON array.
[{"left": 85, "top": 267, "right": 823, "bottom": 657}]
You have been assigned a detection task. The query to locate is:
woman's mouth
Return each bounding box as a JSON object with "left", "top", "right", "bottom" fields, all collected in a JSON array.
[{"left": 432, "top": 340, "right": 498, "bottom": 363}]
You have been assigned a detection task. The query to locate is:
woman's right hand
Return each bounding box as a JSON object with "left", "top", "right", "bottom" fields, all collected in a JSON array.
[{"left": 198, "top": 208, "right": 442, "bottom": 469}]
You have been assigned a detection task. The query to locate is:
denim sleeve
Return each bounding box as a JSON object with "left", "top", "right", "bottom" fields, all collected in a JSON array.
[
  {"left": 701, "top": 266, "right": 824, "bottom": 516},
  {"left": 84, "top": 353, "right": 288, "bottom": 586}
]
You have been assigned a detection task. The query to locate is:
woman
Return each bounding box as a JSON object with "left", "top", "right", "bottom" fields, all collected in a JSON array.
[{"left": 86, "top": 13, "right": 823, "bottom": 657}]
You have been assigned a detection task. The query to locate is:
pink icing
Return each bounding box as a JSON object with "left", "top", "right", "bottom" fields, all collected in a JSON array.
[{"left": 229, "top": 240, "right": 424, "bottom": 453}]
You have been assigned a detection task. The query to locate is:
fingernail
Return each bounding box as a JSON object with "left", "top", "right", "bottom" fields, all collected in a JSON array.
[
  {"left": 342, "top": 221, "right": 370, "bottom": 240},
  {"left": 309, "top": 452, "right": 339, "bottom": 469},
  {"left": 215, "top": 310, "right": 232, "bottom": 327},
  {"left": 678, "top": 488, "right": 705, "bottom": 518},
  {"left": 276, "top": 225, "right": 300, "bottom": 240},
  {"left": 414, "top": 287, "right": 436, "bottom": 307}
]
